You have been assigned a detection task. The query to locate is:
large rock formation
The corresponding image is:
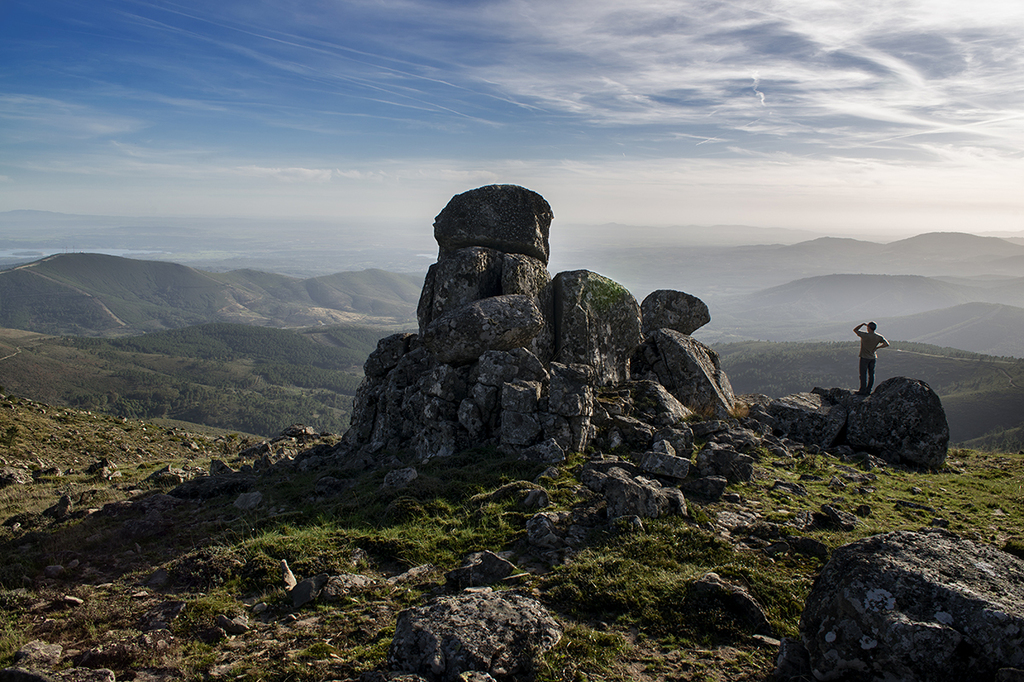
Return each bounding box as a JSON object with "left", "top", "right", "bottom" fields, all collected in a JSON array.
[
  {"left": 552, "top": 270, "right": 642, "bottom": 385},
  {"left": 339, "top": 185, "right": 712, "bottom": 464},
  {"left": 336, "top": 183, "right": 948, "bottom": 487},
  {"left": 790, "top": 529, "right": 1024, "bottom": 682}
]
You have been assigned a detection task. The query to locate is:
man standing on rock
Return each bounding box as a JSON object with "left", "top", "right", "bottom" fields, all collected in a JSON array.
[{"left": 854, "top": 321, "right": 889, "bottom": 395}]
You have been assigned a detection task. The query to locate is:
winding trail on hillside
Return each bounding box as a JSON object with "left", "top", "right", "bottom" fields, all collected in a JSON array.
[
  {"left": 0, "top": 346, "right": 22, "bottom": 362},
  {"left": 894, "top": 348, "right": 1019, "bottom": 387},
  {"left": 2, "top": 258, "right": 129, "bottom": 328}
]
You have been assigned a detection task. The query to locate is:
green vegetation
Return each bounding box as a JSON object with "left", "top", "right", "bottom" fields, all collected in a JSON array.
[
  {"left": 0, "top": 394, "right": 1022, "bottom": 680},
  {"left": 717, "top": 340, "right": 1024, "bottom": 450},
  {"left": 0, "top": 323, "right": 387, "bottom": 436}
]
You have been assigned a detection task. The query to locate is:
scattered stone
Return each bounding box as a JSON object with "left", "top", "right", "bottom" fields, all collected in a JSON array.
[
  {"left": 14, "top": 641, "right": 63, "bottom": 668},
  {"left": 233, "top": 491, "right": 262, "bottom": 511},
  {"left": 322, "top": 574, "right": 375, "bottom": 599},
  {"left": 388, "top": 589, "right": 562, "bottom": 681},
  {"left": 581, "top": 465, "right": 686, "bottom": 519},
  {"left": 771, "top": 480, "right": 808, "bottom": 497},
  {"left": 689, "top": 572, "right": 772, "bottom": 636},
  {"left": 445, "top": 551, "right": 516, "bottom": 591},
  {"left": 382, "top": 467, "right": 419, "bottom": 491},
  {"left": 215, "top": 614, "right": 249, "bottom": 635},
  {"left": 281, "top": 560, "right": 297, "bottom": 590},
  {"left": 788, "top": 536, "right": 829, "bottom": 559},
  {"left": 821, "top": 504, "right": 860, "bottom": 531},
  {"left": 680, "top": 475, "right": 728, "bottom": 502},
  {"left": 42, "top": 494, "right": 72, "bottom": 520},
  {"left": 639, "top": 450, "right": 691, "bottom": 480},
  {"left": 290, "top": 574, "right": 329, "bottom": 608},
  {"left": 0, "top": 466, "right": 34, "bottom": 488}
]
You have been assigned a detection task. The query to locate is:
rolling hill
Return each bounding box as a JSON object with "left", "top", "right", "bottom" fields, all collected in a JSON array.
[
  {"left": 0, "top": 323, "right": 385, "bottom": 436},
  {"left": 0, "top": 253, "right": 422, "bottom": 335}
]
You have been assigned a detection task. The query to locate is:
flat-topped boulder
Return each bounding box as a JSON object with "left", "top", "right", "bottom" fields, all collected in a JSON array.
[{"left": 434, "top": 185, "right": 553, "bottom": 264}]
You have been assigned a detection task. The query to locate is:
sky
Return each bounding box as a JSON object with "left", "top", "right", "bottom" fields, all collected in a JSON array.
[{"left": 1, "top": 0, "right": 1023, "bottom": 235}]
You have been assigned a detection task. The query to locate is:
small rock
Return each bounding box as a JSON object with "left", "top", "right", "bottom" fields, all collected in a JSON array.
[
  {"left": 290, "top": 574, "right": 329, "bottom": 608},
  {"left": 233, "top": 491, "right": 263, "bottom": 511},
  {"left": 215, "top": 614, "right": 249, "bottom": 635},
  {"left": 281, "top": 559, "right": 297, "bottom": 590}
]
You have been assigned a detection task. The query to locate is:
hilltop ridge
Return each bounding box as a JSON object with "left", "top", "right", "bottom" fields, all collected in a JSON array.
[{"left": 0, "top": 253, "right": 421, "bottom": 335}]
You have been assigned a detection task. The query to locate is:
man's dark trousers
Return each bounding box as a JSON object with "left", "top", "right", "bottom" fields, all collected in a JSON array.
[{"left": 859, "top": 357, "right": 876, "bottom": 395}]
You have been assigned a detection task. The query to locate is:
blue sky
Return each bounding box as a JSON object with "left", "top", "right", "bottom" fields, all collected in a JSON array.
[{"left": 1, "top": 0, "right": 1022, "bottom": 234}]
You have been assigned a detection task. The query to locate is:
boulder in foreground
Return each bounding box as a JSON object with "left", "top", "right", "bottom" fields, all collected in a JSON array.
[
  {"left": 792, "top": 529, "right": 1024, "bottom": 682},
  {"left": 388, "top": 589, "right": 562, "bottom": 681}
]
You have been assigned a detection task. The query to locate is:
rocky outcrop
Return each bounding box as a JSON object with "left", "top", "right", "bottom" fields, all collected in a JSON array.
[
  {"left": 742, "top": 379, "right": 950, "bottom": 469},
  {"left": 388, "top": 589, "right": 562, "bottom": 681},
  {"left": 791, "top": 529, "right": 1024, "bottom": 682},
  {"left": 421, "top": 294, "right": 544, "bottom": 365},
  {"left": 745, "top": 391, "right": 847, "bottom": 450}
]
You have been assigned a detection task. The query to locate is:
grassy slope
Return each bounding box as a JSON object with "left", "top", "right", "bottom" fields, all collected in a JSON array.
[
  {"left": 716, "top": 340, "right": 1024, "bottom": 448},
  {"left": 0, "top": 397, "right": 1021, "bottom": 681},
  {"left": 0, "top": 324, "right": 384, "bottom": 437}
]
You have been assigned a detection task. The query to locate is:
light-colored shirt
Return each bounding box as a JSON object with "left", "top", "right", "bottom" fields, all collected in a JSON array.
[{"left": 856, "top": 330, "right": 888, "bottom": 359}]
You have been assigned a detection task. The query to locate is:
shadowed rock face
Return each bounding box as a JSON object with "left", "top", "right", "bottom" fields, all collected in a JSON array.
[
  {"left": 797, "top": 529, "right": 1024, "bottom": 682},
  {"left": 433, "top": 184, "right": 553, "bottom": 264},
  {"left": 631, "top": 329, "right": 736, "bottom": 419},
  {"left": 845, "top": 377, "right": 949, "bottom": 468}
]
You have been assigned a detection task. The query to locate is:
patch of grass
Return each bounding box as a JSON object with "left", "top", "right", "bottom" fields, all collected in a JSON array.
[
  {"left": 537, "top": 624, "right": 629, "bottom": 682},
  {"left": 542, "top": 518, "right": 806, "bottom": 642}
]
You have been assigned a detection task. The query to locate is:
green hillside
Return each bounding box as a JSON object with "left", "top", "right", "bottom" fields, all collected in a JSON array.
[
  {"left": 717, "top": 340, "right": 1024, "bottom": 449},
  {"left": 0, "top": 323, "right": 387, "bottom": 436},
  {"left": 0, "top": 253, "right": 422, "bottom": 335}
]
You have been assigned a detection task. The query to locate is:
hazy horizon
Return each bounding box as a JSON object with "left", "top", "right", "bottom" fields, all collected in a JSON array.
[{"left": 2, "top": 1, "right": 1022, "bottom": 236}]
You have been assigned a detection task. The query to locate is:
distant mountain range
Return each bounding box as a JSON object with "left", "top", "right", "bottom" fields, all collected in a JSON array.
[
  {"left": 0, "top": 253, "right": 421, "bottom": 336},
  {"left": 3, "top": 232, "right": 1024, "bottom": 357},
  {"left": 703, "top": 275, "right": 1024, "bottom": 357}
]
